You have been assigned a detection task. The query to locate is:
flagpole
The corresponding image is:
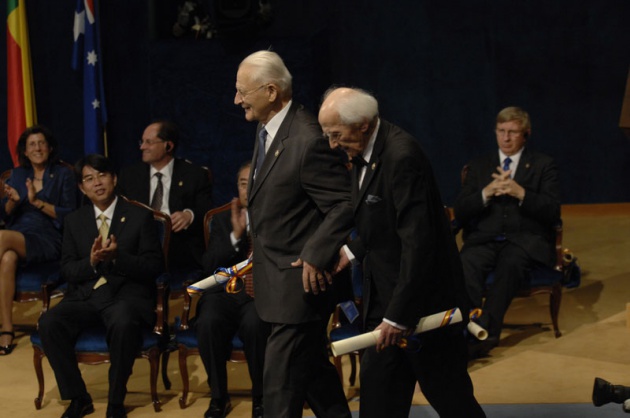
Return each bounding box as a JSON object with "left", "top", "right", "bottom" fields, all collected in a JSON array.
[{"left": 103, "top": 126, "right": 108, "bottom": 157}]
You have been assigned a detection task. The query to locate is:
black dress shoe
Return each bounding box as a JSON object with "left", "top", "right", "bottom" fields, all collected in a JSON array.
[
  {"left": 204, "top": 398, "right": 232, "bottom": 418},
  {"left": 252, "top": 396, "right": 264, "bottom": 418},
  {"left": 61, "top": 395, "right": 94, "bottom": 418},
  {"left": 467, "top": 336, "right": 499, "bottom": 360},
  {"left": 106, "top": 403, "right": 127, "bottom": 418}
]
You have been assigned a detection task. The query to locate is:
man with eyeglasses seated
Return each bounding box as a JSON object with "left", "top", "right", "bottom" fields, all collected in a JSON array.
[
  {"left": 38, "top": 154, "right": 165, "bottom": 418},
  {"left": 117, "top": 120, "right": 213, "bottom": 273},
  {"left": 453, "top": 106, "right": 561, "bottom": 359}
]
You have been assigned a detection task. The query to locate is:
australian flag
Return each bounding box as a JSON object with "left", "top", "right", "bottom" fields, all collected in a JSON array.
[{"left": 72, "top": 0, "right": 107, "bottom": 155}]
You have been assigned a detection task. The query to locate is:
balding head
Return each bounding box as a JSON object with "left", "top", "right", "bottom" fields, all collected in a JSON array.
[{"left": 319, "top": 87, "right": 379, "bottom": 159}]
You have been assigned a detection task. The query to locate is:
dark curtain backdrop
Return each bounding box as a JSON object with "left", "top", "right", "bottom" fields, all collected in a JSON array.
[{"left": 1, "top": 0, "right": 629, "bottom": 205}]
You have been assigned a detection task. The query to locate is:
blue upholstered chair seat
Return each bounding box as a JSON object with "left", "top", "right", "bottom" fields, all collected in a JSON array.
[
  {"left": 485, "top": 265, "right": 563, "bottom": 288},
  {"left": 16, "top": 261, "right": 61, "bottom": 292},
  {"left": 30, "top": 326, "right": 160, "bottom": 353},
  {"left": 329, "top": 322, "right": 361, "bottom": 343},
  {"left": 174, "top": 327, "right": 244, "bottom": 351}
]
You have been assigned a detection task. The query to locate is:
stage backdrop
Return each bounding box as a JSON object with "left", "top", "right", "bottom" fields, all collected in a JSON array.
[{"left": 1, "top": 0, "right": 629, "bottom": 205}]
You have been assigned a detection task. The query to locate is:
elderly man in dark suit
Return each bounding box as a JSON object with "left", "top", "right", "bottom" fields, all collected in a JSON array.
[
  {"left": 234, "top": 50, "right": 353, "bottom": 418},
  {"left": 38, "top": 154, "right": 164, "bottom": 418},
  {"left": 117, "top": 120, "right": 213, "bottom": 271},
  {"left": 454, "top": 106, "right": 560, "bottom": 357},
  {"left": 319, "top": 87, "right": 485, "bottom": 418}
]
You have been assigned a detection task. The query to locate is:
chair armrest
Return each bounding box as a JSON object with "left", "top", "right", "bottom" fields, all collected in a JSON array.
[
  {"left": 153, "top": 273, "right": 170, "bottom": 336},
  {"left": 331, "top": 304, "right": 343, "bottom": 330},
  {"left": 553, "top": 221, "right": 564, "bottom": 272}
]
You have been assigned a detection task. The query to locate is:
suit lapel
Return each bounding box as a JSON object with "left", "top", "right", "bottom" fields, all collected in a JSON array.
[
  {"left": 169, "top": 159, "right": 183, "bottom": 210},
  {"left": 109, "top": 199, "right": 129, "bottom": 240},
  {"left": 82, "top": 205, "right": 100, "bottom": 248},
  {"left": 354, "top": 122, "right": 385, "bottom": 213},
  {"left": 513, "top": 148, "right": 531, "bottom": 184},
  {"left": 249, "top": 104, "right": 296, "bottom": 202}
]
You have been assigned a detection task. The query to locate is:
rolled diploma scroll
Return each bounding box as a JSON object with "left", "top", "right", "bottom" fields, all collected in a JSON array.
[
  {"left": 331, "top": 308, "right": 463, "bottom": 357},
  {"left": 187, "top": 258, "right": 252, "bottom": 294},
  {"left": 467, "top": 321, "right": 488, "bottom": 340}
]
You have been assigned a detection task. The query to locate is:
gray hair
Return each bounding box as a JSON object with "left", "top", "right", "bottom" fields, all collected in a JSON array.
[
  {"left": 239, "top": 50, "right": 293, "bottom": 98},
  {"left": 322, "top": 87, "right": 379, "bottom": 125}
]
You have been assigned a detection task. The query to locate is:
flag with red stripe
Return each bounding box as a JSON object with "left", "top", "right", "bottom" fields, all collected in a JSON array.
[{"left": 6, "top": 0, "right": 37, "bottom": 167}]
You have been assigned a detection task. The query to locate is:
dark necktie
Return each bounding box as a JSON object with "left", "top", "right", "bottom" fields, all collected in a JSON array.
[
  {"left": 351, "top": 156, "right": 368, "bottom": 186},
  {"left": 351, "top": 156, "right": 368, "bottom": 168},
  {"left": 255, "top": 128, "right": 267, "bottom": 177},
  {"left": 503, "top": 157, "right": 512, "bottom": 172},
  {"left": 151, "top": 172, "right": 164, "bottom": 211}
]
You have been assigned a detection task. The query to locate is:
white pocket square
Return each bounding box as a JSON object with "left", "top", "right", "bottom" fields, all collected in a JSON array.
[{"left": 365, "top": 195, "right": 382, "bottom": 205}]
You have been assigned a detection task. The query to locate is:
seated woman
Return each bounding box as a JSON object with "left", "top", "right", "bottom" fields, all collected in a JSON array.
[{"left": 0, "top": 125, "right": 77, "bottom": 355}]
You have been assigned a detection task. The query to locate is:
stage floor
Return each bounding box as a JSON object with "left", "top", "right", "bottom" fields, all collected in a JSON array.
[{"left": 2, "top": 203, "right": 630, "bottom": 417}]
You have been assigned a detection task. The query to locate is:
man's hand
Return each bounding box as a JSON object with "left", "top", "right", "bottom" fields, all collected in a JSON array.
[
  {"left": 292, "top": 258, "right": 332, "bottom": 295},
  {"left": 171, "top": 210, "right": 193, "bottom": 232},
  {"left": 90, "top": 235, "right": 118, "bottom": 266},
  {"left": 374, "top": 321, "right": 412, "bottom": 353},
  {"left": 332, "top": 247, "right": 350, "bottom": 275},
  {"left": 230, "top": 197, "right": 247, "bottom": 240},
  {"left": 483, "top": 166, "right": 525, "bottom": 201}
]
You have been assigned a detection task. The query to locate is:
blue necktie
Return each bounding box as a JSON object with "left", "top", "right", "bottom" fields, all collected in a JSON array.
[
  {"left": 255, "top": 128, "right": 267, "bottom": 177},
  {"left": 503, "top": 157, "right": 512, "bottom": 173}
]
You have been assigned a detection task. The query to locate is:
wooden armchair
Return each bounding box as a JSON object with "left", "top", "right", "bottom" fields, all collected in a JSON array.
[
  {"left": 452, "top": 165, "right": 578, "bottom": 338},
  {"left": 175, "top": 202, "right": 247, "bottom": 409},
  {"left": 29, "top": 198, "right": 172, "bottom": 411}
]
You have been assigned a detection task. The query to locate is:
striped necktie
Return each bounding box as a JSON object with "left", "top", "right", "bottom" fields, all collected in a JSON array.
[{"left": 151, "top": 172, "right": 164, "bottom": 211}]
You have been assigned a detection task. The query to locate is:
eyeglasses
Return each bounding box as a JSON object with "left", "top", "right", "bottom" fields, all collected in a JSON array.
[
  {"left": 235, "top": 84, "right": 268, "bottom": 99},
  {"left": 82, "top": 172, "right": 110, "bottom": 185}
]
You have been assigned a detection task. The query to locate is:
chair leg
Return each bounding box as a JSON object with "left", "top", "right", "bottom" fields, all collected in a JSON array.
[
  {"left": 161, "top": 350, "right": 172, "bottom": 390},
  {"left": 550, "top": 283, "right": 563, "bottom": 338},
  {"left": 333, "top": 354, "right": 344, "bottom": 385},
  {"left": 147, "top": 348, "right": 162, "bottom": 412},
  {"left": 178, "top": 345, "right": 190, "bottom": 409},
  {"left": 33, "top": 345, "right": 45, "bottom": 410},
  {"left": 348, "top": 353, "right": 357, "bottom": 386}
]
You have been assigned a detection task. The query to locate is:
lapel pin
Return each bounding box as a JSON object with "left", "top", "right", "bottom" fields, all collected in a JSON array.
[
  {"left": 371, "top": 163, "right": 376, "bottom": 170},
  {"left": 275, "top": 150, "right": 280, "bottom": 157},
  {"left": 525, "top": 163, "right": 530, "bottom": 169},
  {"left": 50, "top": 173, "right": 54, "bottom": 178},
  {"left": 121, "top": 217, "right": 126, "bottom": 223},
  {"left": 179, "top": 181, "right": 183, "bottom": 186}
]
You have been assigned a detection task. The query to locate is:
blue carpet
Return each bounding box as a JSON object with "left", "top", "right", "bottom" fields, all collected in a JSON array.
[{"left": 307, "top": 403, "right": 625, "bottom": 417}]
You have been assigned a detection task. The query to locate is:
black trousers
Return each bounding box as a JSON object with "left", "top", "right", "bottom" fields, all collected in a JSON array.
[
  {"left": 360, "top": 326, "right": 486, "bottom": 418},
  {"left": 195, "top": 290, "right": 270, "bottom": 400},
  {"left": 460, "top": 241, "right": 533, "bottom": 337},
  {"left": 38, "top": 286, "right": 152, "bottom": 405},
  {"left": 263, "top": 319, "right": 351, "bottom": 418}
]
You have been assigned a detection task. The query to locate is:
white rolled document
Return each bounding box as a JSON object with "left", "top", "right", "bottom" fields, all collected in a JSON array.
[
  {"left": 187, "top": 258, "right": 252, "bottom": 294},
  {"left": 330, "top": 308, "right": 463, "bottom": 357},
  {"left": 467, "top": 321, "right": 488, "bottom": 340}
]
